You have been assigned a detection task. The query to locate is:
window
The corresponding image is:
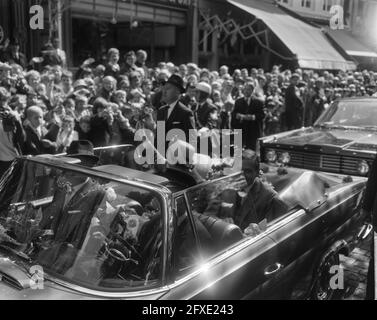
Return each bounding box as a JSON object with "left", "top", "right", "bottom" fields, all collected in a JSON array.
[
  {"left": 323, "top": 0, "right": 333, "bottom": 11},
  {"left": 301, "top": 0, "right": 312, "bottom": 8}
]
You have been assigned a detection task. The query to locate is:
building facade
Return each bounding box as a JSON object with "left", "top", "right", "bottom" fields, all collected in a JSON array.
[{"left": 62, "top": 0, "right": 197, "bottom": 67}]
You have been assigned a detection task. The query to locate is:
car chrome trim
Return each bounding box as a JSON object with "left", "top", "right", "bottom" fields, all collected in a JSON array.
[{"left": 42, "top": 275, "right": 171, "bottom": 298}]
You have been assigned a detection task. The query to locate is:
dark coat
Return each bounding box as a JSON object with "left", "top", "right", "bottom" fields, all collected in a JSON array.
[
  {"left": 23, "top": 125, "right": 57, "bottom": 156},
  {"left": 40, "top": 179, "right": 106, "bottom": 249},
  {"left": 88, "top": 116, "right": 112, "bottom": 148},
  {"left": 285, "top": 84, "right": 304, "bottom": 130},
  {"left": 234, "top": 178, "right": 289, "bottom": 230},
  {"left": 231, "top": 96, "right": 265, "bottom": 150},
  {"left": 156, "top": 101, "right": 196, "bottom": 145},
  {"left": 362, "top": 156, "right": 377, "bottom": 229}
]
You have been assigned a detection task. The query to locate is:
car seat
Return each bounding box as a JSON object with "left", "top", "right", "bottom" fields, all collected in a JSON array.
[{"left": 194, "top": 214, "right": 243, "bottom": 252}]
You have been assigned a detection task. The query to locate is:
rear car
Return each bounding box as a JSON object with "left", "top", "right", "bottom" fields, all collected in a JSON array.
[{"left": 260, "top": 98, "right": 377, "bottom": 177}]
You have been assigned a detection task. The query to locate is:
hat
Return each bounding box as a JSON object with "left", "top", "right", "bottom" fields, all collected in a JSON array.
[
  {"left": 165, "top": 74, "right": 185, "bottom": 94},
  {"left": 196, "top": 82, "right": 212, "bottom": 95},
  {"left": 73, "top": 79, "right": 88, "bottom": 90},
  {"left": 66, "top": 140, "right": 99, "bottom": 167}
]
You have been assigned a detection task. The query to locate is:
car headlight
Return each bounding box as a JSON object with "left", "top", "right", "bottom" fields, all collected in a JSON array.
[
  {"left": 357, "top": 160, "right": 370, "bottom": 176},
  {"left": 265, "top": 150, "right": 277, "bottom": 163},
  {"left": 279, "top": 152, "right": 291, "bottom": 165}
]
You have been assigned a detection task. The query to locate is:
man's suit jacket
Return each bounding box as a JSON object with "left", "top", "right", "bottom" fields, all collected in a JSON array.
[
  {"left": 231, "top": 96, "right": 265, "bottom": 150},
  {"left": 41, "top": 179, "right": 106, "bottom": 249},
  {"left": 157, "top": 101, "right": 196, "bottom": 144},
  {"left": 362, "top": 156, "right": 377, "bottom": 229},
  {"left": 235, "top": 179, "right": 288, "bottom": 230},
  {"left": 285, "top": 85, "right": 304, "bottom": 129},
  {"left": 23, "top": 125, "right": 57, "bottom": 155}
]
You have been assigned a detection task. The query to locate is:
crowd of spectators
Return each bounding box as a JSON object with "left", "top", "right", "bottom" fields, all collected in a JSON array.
[{"left": 1, "top": 36, "right": 377, "bottom": 177}]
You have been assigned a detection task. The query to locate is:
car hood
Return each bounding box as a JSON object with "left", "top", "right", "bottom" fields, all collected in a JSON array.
[{"left": 267, "top": 127, "right": 377, "bottom": 154}]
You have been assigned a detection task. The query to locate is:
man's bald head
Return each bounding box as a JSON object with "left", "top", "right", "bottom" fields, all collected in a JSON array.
[{"left": 242, "top": 150, "right": 260, "bottom": 186}]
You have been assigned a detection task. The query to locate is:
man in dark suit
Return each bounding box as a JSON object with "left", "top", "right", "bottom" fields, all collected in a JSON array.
[
  {"left": 157, "top": 75, "right": 196, "bottom": 148},
  {"left": 361, "top": 156, "right": 377, "bottom": 300},
  {"left": 234, "top": 150, "right": 288, "bottom": 231},
  {"left": 285, "top": 73, "right": 304, "bottom": 130},
  {"left": 40, "top": 171, "right": 106, "bottom": 249},
  {"left": 231, "top": 82, "right": 264, "bottom": 151}
]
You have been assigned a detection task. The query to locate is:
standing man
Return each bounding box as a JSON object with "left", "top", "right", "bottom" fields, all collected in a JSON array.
[
  {"left": 157, "top": 75, "right": 196, "bottom": 146},
  {"left": 232, "top": 82, "right": 264, "bottom": 151},
  {"left": 361, "top": 156, "right": 377, "bottom": 300},
  {"left": 285, "top": 73, "right": 304, "bottom": 130},
  {"left": 0, "top": 87, "right": 25, "bottom": 178}
]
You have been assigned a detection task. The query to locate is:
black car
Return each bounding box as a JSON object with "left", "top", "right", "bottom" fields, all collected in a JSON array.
[
  {"left": 260, "top": 98, "right": 377, "bottom": 177},
  {"left": 0, "top": 153, "right": 372, "bottom": 300}
]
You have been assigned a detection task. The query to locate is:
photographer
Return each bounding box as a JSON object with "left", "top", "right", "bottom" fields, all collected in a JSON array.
[{"left": 0, "top": 87, "right": 25, "bottom": 177}]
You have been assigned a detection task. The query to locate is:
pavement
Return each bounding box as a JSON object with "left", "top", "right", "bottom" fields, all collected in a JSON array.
[{"left": 340, "top": 235, "right": 372, "bottom": 300}]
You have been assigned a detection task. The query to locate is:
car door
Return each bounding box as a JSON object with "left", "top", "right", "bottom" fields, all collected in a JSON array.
[
  {"left": 265, "top": 175, "right": 365, "bottom": 300},
  {"left": 162, "top": 175, "right": 285, "bottom": 300}
]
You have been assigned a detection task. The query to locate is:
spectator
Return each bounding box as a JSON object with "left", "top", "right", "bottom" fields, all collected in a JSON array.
[
  {"left": 0, "top": 87, "right": 25, "bottom": 177},
  {"left": 232, "top": 81, "right": 264, "bottom": 151},
  {"left": 3, "top": 38, "right": 27, "bottom": 69},
  {"left": 105, "top": 48, "right": 121, "bottom": 79},
  {"left": 23, "top": 106, "right": 57, "bottom": 155}
]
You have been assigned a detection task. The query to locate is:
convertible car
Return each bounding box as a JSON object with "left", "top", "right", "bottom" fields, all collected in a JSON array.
[
  {"left": 0, "top": 151, "right": 372, "bottom": 300},
  {"left": 260, "top": 98, "right": 377, "bottom": 177}
]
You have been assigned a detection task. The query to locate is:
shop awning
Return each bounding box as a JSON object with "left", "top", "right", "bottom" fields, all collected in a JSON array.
[
  {"left": 325, "top": 28, "right": 377, "bottom": 58},
  {"left": 227, "top": 0, "right": 356, "bottom": 70}
]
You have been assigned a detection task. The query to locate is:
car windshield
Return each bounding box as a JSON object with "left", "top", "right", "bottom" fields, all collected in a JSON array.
[
  {"left": 316, "top": 100, "right": 377, "bottom": 129},
  {"left": 0, "top": 159, "right": 164, "bottom": 291}
]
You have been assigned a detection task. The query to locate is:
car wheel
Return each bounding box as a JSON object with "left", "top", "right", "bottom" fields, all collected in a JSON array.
[{"left": 311, "top": 252, "right": 340, "bottom": 301}]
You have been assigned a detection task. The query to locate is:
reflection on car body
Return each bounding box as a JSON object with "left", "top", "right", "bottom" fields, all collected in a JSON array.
[
  {"left": 0, "top": 151, "right": 371, "bottom": 300},
  {"left": 260, "top": 98, "right": 377, "bottom": 177}
]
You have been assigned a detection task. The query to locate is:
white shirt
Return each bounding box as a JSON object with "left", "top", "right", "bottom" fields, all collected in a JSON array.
[{"left": 167, "top": 100, "right": 179, "bottom": 120}]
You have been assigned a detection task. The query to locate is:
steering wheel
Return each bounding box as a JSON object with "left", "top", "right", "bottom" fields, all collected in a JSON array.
[
  {"left": 109, "top": 231, "right": 142, "bottom": 261},
  {"left": 107, "top": 246, "right": 129, "bottom": 262}
]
